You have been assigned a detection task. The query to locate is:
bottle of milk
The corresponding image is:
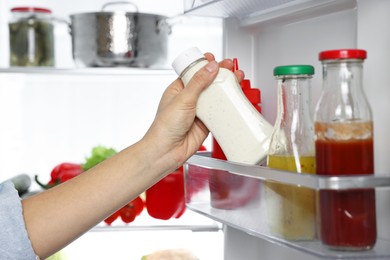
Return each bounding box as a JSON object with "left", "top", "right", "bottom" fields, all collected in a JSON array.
[{"left": 172, "top": 47, "right": 273, "bottom": 165}]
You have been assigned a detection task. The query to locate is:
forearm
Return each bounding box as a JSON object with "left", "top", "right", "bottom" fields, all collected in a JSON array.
[
  {"left": 20, "top": 56, "right": 230, "bottom": 259},
  {"left": 22, "top": 138, "right": 172, "bottom": 258}
]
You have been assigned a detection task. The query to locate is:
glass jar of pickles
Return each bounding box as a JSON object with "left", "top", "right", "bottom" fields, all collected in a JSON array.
[
  {"left": 9, "top": 7, "right": 55, "bottom": 67},
  {"left": 265, "top": 65, "right": 316, "bottom": 241}
]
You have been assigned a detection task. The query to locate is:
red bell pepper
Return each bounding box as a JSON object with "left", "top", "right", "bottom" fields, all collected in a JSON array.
[
  {"left": 120, "top": 196, "right": 145, "bottom": 223},
  {"left": 145, "top": 145, "right": 208, "bottom": 220},
  {"left": 104, "top": 196, "right": 144, "bottom": 225},
  {"left": 146, "top": 169, "right": 185, "bottom": 220},
  {"left": 104, "top": 210, "right": 121, "bottom": 225},
  {"left": 35, "top": 162, "right": 83, "bottom": 189},
  {"left": 35, "top": 146, "right": 116, "bottom": 190}
]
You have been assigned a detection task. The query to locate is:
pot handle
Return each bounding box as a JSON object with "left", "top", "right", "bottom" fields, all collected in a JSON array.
[
  {"left": 102, "top": 1, "right": 139, "bottom": 12},
  {"left": 49, "top": 16, "right": 72, "bottom": 35},
  {"left": 159, "top": 14, "right": 185, "bottom": 35}
]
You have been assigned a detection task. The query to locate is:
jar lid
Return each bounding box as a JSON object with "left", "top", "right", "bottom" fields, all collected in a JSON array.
[
  {"left": 319, "top": 49, "right": 367, "bottom": 60},
  {"left": 273, "top": 65, "right": 314, "bottom": 76},
  {"left": 172, "top": 47, "right": 204, "bottom": 76},
  {"left": 11, "top": 7, "right": 52, "bottom": 14}
]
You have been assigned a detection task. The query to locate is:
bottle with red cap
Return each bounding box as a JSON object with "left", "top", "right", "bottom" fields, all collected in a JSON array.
[
  {"left": 9, "top": 7, "right": 55, "bottom": 66},
  {"left": 314, "top": 49, "right": 376, "bottom": 250}
]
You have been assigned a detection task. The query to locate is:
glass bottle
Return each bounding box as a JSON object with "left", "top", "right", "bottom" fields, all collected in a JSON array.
[
  {"left": 314, "top": 49, "right": 376, "bottom": 250},
  {"left": 9, "top": 7, "right": 55, "bottom": 67},
  {"left": 265, "top": 65, "right": 316, "bottom": 240}
]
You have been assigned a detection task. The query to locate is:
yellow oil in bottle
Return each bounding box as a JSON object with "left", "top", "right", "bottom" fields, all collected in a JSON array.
[{"left": 265, "top": 155, "right": 316, "bottom": 240}]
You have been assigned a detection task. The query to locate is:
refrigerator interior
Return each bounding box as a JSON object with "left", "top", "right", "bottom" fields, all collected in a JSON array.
[
  {"left": 1, "top": 0, "right": 390, "bottom": 259},
  {"left": 0, "top": 0, "right": 225, "bottom": 259},
  {"left": 0, "top": 1, "right": 224, "bottom": 191},
  {"left": 62, "top": 210, "right": 223, "bottom": 259},
  {"left": 184, "top": 0, "right": 390, "bottom": 259}
]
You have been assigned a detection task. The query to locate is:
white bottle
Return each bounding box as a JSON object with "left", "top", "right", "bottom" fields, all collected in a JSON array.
[{"left": 172, "top": 47, "right": 273, "bottom": 165}]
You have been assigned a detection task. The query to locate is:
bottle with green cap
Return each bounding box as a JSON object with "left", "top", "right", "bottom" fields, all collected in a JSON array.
[{"left": 265, "top": 65, "right": 317, "bottom": 241}]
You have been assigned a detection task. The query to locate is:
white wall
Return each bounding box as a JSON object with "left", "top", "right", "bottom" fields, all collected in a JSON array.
[
  {"left": 0, "top": 1, "right": 223, "bottom": 183},
  {"left": 357, "top": 0, "right": 390, "bottom": 175},
  {"left": 224, "top": 5, "right": 356, "bottom": 126},
  {"left": 223, "top": 0, "right": 390, "bottom": 259},
  {"left": 0, "top": 71, "right": 172, "bottom": 182}
]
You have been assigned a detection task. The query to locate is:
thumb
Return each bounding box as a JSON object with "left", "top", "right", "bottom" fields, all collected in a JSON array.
[{"left": 182, "top": 60, "right": 219, "bottom": 103}]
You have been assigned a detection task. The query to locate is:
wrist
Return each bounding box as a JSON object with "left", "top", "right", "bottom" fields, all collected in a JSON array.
[{"left": 134, "top": 137, "right": 179, "bottom": 181}]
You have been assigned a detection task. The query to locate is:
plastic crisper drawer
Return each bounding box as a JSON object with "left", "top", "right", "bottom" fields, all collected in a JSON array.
[{"left": 184, "top": 154, "right": 390, "bottom": 259}]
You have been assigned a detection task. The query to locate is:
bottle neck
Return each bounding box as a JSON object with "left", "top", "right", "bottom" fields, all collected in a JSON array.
[
  {"left": 180, "top": 58, "right": 207, "bottom": 85},
  {"left": 316, "top": 59, "right": 372, "bottom": 122},
  {"left": 322, "top": 59, "right": 364, "bottom": 91},
  {"left": 271, "top": 75, "right": 314, "bottom": 155},
  {"left": 275, "top": 75, "right": 313, "bottom": 129}
]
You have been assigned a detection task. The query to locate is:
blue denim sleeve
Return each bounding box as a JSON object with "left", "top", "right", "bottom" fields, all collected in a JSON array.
[{"left": 0, "top": 181, "right": 37, "bottom": 259}]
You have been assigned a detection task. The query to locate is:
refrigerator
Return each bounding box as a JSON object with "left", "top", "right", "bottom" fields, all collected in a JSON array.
[
  {"left": 0, "top": 0, "right": 225, "bottom": 259},
  {"left": 0, "top": 0, "right": 389, "bottom": 259},
  {"left": 184, "top": 0, "right": 390, "bottom": 259}
]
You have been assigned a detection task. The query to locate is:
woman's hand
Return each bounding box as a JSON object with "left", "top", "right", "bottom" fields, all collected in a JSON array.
[
  {"left": 142, "top": 53, "right": 244, "bottom": 174},
  {"left": 21, "top": 52, "right": 244, "bottom": 259}
]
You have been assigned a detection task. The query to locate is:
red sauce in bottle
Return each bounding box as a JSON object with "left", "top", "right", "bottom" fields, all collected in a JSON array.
[
  {"left": 316, "top": 137, "right": 377, "bottom": 250},
  {"left": 315, "top": 49, "right": 376, "bottom": 250}
]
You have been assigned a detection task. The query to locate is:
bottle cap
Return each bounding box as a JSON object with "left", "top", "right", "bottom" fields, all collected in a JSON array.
[
  {"left": 319, "top": 49, "right": 367, "bottom": 60},
  {"left": 11, "top": 7, "right": 52, "bottom": 13},
  {"left": 273, "top": 65, "right": 314, "bottom": 76},
  {"left": 172, "top": 47, "right": 204, "bottom": 76}
]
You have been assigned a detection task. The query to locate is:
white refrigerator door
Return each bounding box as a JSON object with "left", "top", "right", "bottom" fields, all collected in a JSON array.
[{"left": 219, "top": 0, "right": 390, "bottom": 259}]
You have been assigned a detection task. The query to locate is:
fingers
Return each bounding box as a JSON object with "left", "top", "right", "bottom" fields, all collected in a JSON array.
[
  {"left": 158, "top": 52, "right": 245, "bottom": 114},
  {"left": 156, "top": 79, "right": 182, "bottom": 113},
  {"left": 181, "top": 60, "right": 219, "bottom": 104},
  {"left": 204, "top": 53, "right": 233, "bottom": 70},
  {"left": 219, "top": 59, "right": 233, "bottom": 70},
  {"left": 235, "top": 70, "right": 245, "bottom": 83},
  {"left": 204, "top": 52, "right": 245, "bottom": 82},
  {"left": 204, "top": 53, "right": 215, "bottom": 61},
  {"left": 157, "top": 59, "right": 219, "bottom": 116}
]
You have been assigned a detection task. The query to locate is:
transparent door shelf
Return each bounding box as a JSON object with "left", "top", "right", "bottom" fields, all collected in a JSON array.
[{"left": 184, "top": 155, "right": 390, "bottom": 259}]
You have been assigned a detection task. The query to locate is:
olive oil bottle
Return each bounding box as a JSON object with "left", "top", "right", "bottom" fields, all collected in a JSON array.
[{"left": 265, "top": 65, "right": 317, "bottom": 241}]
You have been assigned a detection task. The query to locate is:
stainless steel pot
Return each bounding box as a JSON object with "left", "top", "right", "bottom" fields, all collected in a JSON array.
[{"left": 70, "top": 2, "right": 171, "bottom": 68}]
